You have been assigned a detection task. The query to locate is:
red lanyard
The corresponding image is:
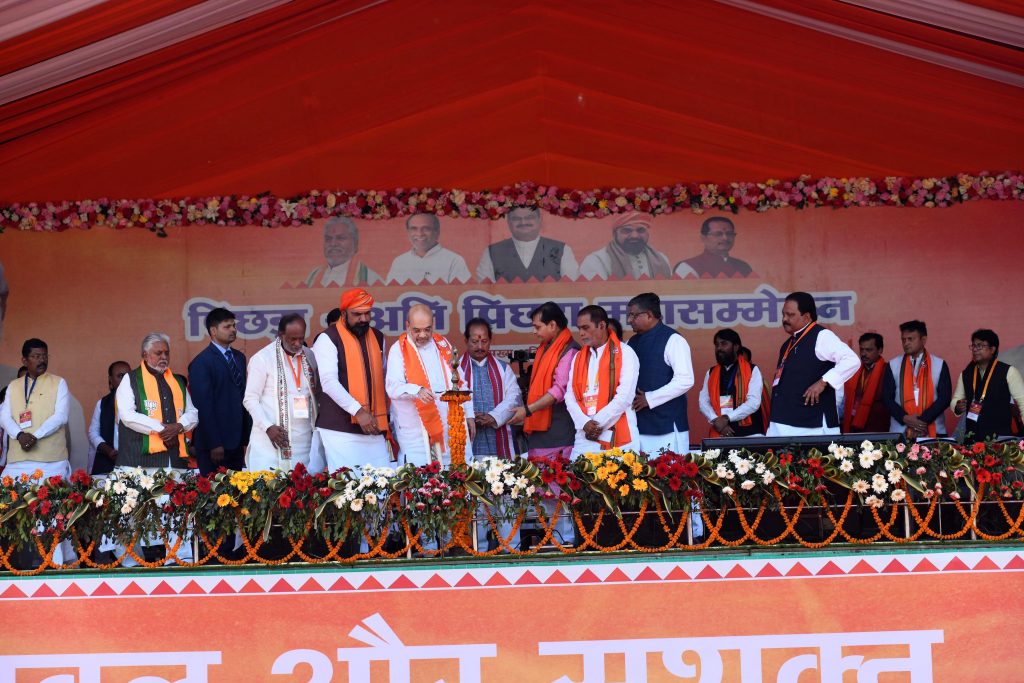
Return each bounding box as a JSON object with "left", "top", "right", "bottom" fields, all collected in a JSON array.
[
  {"left": 779, "top": 322, "right": 817, "bottom": 368},
  {"left": 284, "top": 353, "right": 304, "bottom": 390}
]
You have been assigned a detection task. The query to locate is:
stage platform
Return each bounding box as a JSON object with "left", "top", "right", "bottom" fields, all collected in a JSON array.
[{"left": 2, "top": 542, "right": 1022, "bottom": 681}]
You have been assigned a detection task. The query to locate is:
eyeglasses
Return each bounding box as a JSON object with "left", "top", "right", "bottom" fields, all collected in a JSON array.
[
  {"left": 626, "top": 311, "right": 650, "bottom": 321},
  {"left": 969, "top": 343, "right": 991, "bottom": 350}
]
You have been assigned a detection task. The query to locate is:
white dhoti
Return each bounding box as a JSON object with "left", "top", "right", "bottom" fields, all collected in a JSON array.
[
  {"left": 638, "top": 431, "right": 691, "bottom": 455},
  {"left": 247, "top": 419, "right": 314, "bottom": 473},
  {"left": 766, "top": 420, "right": 840, "bottom": 437},
  {"left": 318, "top": 428, "right": 393, "bottom": 472}
]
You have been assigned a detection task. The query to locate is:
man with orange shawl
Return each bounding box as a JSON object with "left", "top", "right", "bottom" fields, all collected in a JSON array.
[
  {"left": 840, "top": 332, "right": 890, "bottom": 433},
  {"left": 698, "top": 329, "right": 767, "bottom": 438},
  {"left": 312, "top": 288, "right": 392, "bottom": 470},
  {"left": 565, "top": 305, "right": 640, "bottom": 456},
  {"left": 882, "top": 320, "right": 951, "bottom": 439},
  {"left": 385, "top": 303, "right": 474, "bottom": 465}
]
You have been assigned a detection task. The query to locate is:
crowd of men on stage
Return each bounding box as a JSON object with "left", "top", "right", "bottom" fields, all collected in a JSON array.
[
  {"left": 2, "top": 288, "right": 1022, "bottom": 560},
  {"left": 4, "top": 288, "right": 1023, "bottom": 492}
]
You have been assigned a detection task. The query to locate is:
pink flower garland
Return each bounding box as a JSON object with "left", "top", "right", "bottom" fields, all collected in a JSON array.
[{"left": 1, "top": 172, "right": 1021, "bottom": 234}]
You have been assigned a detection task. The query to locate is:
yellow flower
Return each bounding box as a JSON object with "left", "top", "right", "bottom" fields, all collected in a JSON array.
[
  {"left": 252, "top": 493, "right": 261, "bottom": 503},
  {"left": 240, "top": 508, "right": 250, "bottom": 517},
  {"left": 632, "top": 478, "right": 648, "bottom": 492},
  {"left": 216, "top": 494, "right": 233, "bottom": 508},
  {"left": 621, "top": 451, "right": 636, "bottom": 466},
  {"left": 618, "top": 484, "right": 630, "bottom": 497},
  {"left": 630, "top": 462, "right": 643, "bottom": 476},
  {"left": 0, "top": 503, "right": 7, "bottom": 510}
]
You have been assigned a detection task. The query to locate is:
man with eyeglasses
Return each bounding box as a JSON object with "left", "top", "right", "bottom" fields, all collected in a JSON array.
[
  {"left": 951, "top": 329, "right": 1024, "bottom": 440},
  {"left": 625, "top": 293, "right": 694, "bottom": 454},
  {"left": 674, "top": 217, "right": 752, "bottom": 278},
  {"left": 580, "top": 212, "right": 672, "bottom": 281},
  {"left": 882, "top": 320, "right": 951, "bottom": 439}
]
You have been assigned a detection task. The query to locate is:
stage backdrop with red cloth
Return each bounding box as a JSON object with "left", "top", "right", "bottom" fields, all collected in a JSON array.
[
  {"left": 0, "top": 548, "right": 1022, "bottom": 681},
  {"left": 1, "top": 200, "right": 1022, "bottom": 445}
]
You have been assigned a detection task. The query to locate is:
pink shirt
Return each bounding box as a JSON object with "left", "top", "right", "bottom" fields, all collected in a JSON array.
[{"left": 546, "top": 347, "right": 578, "bottom": 403}]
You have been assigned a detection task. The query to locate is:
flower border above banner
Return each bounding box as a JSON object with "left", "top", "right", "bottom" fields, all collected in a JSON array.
[{"left": 1, "top": 172, "right": 1022, "bottom": 235}]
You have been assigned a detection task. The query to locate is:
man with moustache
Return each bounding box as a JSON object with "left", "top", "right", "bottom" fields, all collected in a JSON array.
[
  {"left": 565, "top": 305, "right": 640, "bottom": 456},
  {"left": 841, "top": 333, "right": 890, "bottom": 433},
  {"left": 386, "top": 213, "right": 471, "bottom": 284},
  {"left": 951, "top": 329, "right": 1024, "bottom": 440},
  {"left": 461, "top": 318, "right": 521, "bottom": 458},
  {"left": 698, "top": 329, "right": 766, "bottom": 438},
  {"left": 244, "top": 314, "right": 321, "bottom": 472},
  {"left": 476, "top": 207, "right": 580, "bottom": 282},
  {"left": 882, "top": 320, "right": 952, "bottom": 439},
  {"left": 1, "top": 339, "right": 71, "bottom": 480},
  {"left": 87, "top": 360, "right": 131, "bottom": 476},
  {"left": 580, "top": 213, "right": 673, "bottom": 280},
  {"left": 189, "top": 307, "right": 251, "bottom": 474},
  {"left": 313, "top": 289, "right": 392, "bottom": 471},
  {"left": 766, "top": 292, "right": 859, "bottom": 436},
  {"left": 386, "top": 303, "right": 474, "bottom": 465},
  {"left": 626, "top": 292, "right": 694, "bottom": 452},
  {"left": 305, "top": 216, "right": 381, "bottom": 287},
  {"left": 115, "top": 333, "right": 198, "bottom": 564},
  {"left": 674, "top": 217, "right": 752, "bottom": 278}
]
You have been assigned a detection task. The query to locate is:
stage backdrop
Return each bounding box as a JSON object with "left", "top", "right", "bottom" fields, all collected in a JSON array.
[
  {"left": 0, "top": 547, "right": 1022, "bottom": 681},
  {"left": 1, "top": 201, "right": 1022, "bottom": 461}
]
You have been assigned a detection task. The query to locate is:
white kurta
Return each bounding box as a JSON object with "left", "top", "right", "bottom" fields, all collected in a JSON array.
[
  {"left": 766, "top": 326, "right": 860, "bottom": 436},
  {"left": 698, "top": 365, "right": 765, "bottom": 436},
  {"left": 565, "top": 341, "right": 640, "bottom": 457},
  {"left": 634, "top": 333, "right": 695, "bottom": 454},
  {"left": 312, "top": 330, "right": 391, "bottom": 472},
  {"left": 386, "top": 244, "right": 471, "bottom": 284},
  {"left": 243, "top": 341, "right": 317, "bottom": 472},
  {"left": 115, "top": 371, "right": 199, "bottom": 437},
  {"left": 385, "top": 338, "right": 473, "bottom": 466}
]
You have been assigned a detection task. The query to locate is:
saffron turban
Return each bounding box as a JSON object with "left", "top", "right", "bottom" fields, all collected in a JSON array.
[
  {"left": 340, "top": 288, "right": 374, "bottom": 311},
  {"left": 611, "top": 211, "right": 651, "bottom": 231}
]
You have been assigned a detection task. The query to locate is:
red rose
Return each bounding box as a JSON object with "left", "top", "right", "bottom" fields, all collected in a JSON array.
[
  {"left": 984, "top": 455, "right": 998, "bottom": 468},
  {"left": 972, "top": 442, "right": 986, "bottom": 455},
  {"left": 196, "top": 478, "right": 212, "bottom": 493},
  {"left": 681, "top": 462, "right": 699, "bottom": 479},
  {"left": 48, "top": 475, "right": 63, "bottom": 486},
  {"left": 555, "top": 472, "right": 568, "bottom": 485},
  {"left": 428, "top": 461, "right": 441, "bottom": 474},
  {"left": 669, "top": 477, "right": 682, "bottom": 491},
  {"left": 69, "top": 492, "right": 83, "bottom": 504},
  {"left": 541, "top": 470, "right": 555, "bottom": 484},
  {"left": 278, "top": 493, "right": 293, "bottom": 508},
  {"left": 185, "top": 491, "right": 198, "bottom": 505},
  {"left": 655, "top": 463, "right": 670, "bottom": 478}
]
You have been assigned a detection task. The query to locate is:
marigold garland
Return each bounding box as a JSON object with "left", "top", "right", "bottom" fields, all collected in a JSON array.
[{"left": 1, "top": 173, "right": 1021, "bottom": 234}]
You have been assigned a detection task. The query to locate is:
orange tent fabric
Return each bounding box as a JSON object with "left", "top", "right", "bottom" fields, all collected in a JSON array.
[{"left": 0, "top": 0, "right": 1021, "bottom": 202}]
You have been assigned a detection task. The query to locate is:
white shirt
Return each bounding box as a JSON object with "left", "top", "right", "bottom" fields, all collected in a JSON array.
[
  {"left": 469, "top": 356, "right": 522, "bottom": 426},
  {"left": 308, "top": 260, "right": 382, "bottom": 287},
  {"left": 698, "top": 365, "right": 764, "bottom": 424},
  {"left": 87, "top": 397, "right": 119, "bottom": 469},
  {"left": 580, "top": 246, "right": 672, "bottom": 280},
  {"left": 243, "top": 342, "right": 315, "bottom": 434},
  {"left": 0, "top": 375, "right": 70, "bottom": 440},
  {"left": 565, "top": 341, "right": 639, "bottom": 442},
  {"left": 475, "top": 237, "right": 580, "bottom": 281},
  {"left": 639, "top": 333, "right": 695, "bottom": 414},
  {"left": 312, "top": 332, "right": 384, "bottom": 419},
  {"left": 386, "top": 244, "right": 471, "bottom": 284},
  {"left": 115, "top": 369, "right": 199, "bottom": 435}
]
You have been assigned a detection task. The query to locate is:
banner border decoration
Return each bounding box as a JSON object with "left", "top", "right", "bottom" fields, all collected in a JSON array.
[
  {"left": 1, "top": 548, "right": 1022, "bottom": 601},
  {"left": 1, "top": 173, "right": 1022, "bottom": 235}
]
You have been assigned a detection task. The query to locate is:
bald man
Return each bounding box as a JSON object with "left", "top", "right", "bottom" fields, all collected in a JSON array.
[{"left": 385, "top": 304, "right": 474, "bottom": 465}]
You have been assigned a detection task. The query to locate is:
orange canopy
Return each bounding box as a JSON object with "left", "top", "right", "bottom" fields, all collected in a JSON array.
[{"left": 0, "top": 0, "right": 1021, "bottom": 203}]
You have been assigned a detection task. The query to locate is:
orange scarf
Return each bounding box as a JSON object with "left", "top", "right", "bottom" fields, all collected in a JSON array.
[
  {"left": 135, "top": 366, "right": 187, "bottom": 455},
  {"left": 707, "top": 357, "right": 754, "bottom": 437},
  {"left": 901, "top": 352, "right": 936, "bottom": 438},
  {"left": 398, "top": 332, "right": 453, "bottom": 446},
  {"left": 336, "top": 322, "right": 388, "bottom": 431},
  {"left": 524, "top": 328, "right": 574, "bottom": 434},
  {"left": 842, "top": 359, "right": 885, "bottom": 432},
  {"left": 571, "top": 333, "right": 631, "bottom": 448}
]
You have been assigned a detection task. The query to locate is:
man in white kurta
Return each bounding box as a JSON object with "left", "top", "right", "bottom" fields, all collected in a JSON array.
[
  {"left": 244, "top": 315, "right": 323, "bottom": 472},
  {"left": 312, "top": 289, "right": 392, "bottom": 471},
  {"left": 565, "top": 307, "right": 640, "bottom": 457},
  {"left": 386, "top": 213, "right": 471, "bottom": 285},
  {"left": 386, "top": 303, "right": 474, "bottom": 466}
]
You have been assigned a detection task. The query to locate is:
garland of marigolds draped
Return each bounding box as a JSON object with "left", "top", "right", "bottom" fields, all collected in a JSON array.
[
  {"left": 2, "top": 440, "right": 1023, "bottom": 573},
  {"left": 1, "top": 173, "right": 1021, "bottom": 235}
]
